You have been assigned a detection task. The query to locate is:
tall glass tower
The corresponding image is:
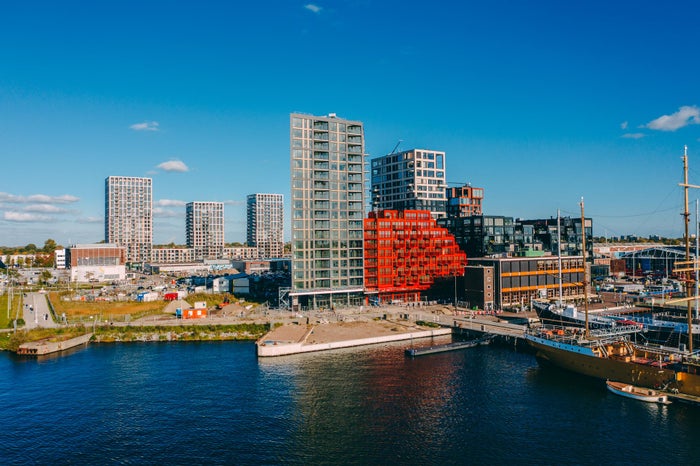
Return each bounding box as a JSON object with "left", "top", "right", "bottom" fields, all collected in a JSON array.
[{"left": 290, "top": 113, "right": 367, "bottom": 309}]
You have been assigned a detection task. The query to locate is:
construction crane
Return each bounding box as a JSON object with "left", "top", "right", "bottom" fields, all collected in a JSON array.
[{"left": 389, "top": 140, "right": 402, "bottom": 155}]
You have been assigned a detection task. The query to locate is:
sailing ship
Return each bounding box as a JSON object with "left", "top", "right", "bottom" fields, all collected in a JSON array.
[
  {"left": 525, "top": 158, "right": 700, "bottom": 397},
  {"left": 532, "top": 300, "right": 625, "bottom": 329}
]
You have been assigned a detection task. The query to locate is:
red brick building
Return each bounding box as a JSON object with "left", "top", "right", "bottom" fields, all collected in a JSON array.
[{"left": 364, "top": 210, "right": 467, "bottom": 303}]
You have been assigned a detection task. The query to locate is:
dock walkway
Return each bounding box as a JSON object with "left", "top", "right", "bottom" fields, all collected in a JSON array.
[{"left": 451, "top": 316, "right": 527, "bottom": 340}]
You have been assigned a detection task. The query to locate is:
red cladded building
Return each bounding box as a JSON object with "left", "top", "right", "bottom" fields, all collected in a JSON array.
[{"left": 364, "top": 210, "right": 467, "bottom": 303}]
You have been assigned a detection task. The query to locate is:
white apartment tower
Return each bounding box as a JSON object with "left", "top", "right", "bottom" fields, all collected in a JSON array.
[
  {"left": 186, "top": 201, "right": 225, "bottom": 260},
  {"left": 290, "top": 113, "right": 367, "bottom": 309},
  {"left": 105, "top": 176, "right": 153, "bottom": 264},
  {"left": 371, "top": 149, "right": 447, "bottom": 218},
  {"left": 246, "top": 193, "right": 284, "bottom": 259}
]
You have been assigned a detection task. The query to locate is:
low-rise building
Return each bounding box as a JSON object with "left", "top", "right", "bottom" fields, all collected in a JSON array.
[
  {"left": 66, "top": 244, "right": 126, "bottom": 283},
  {"left": 468, "top": 256, "right": 585, "bottom": 310},
  {"left": 54, "top": 249, "right": 66, "bottom": 269}
]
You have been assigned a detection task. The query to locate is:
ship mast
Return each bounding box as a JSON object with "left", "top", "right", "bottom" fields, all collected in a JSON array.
[
  {"left": 557, "top": 210, "right": 563, "bottom": 306},
  {"left": 681, "top": 146, "right": 695, "bottom": 352},
  {"left": 581, "top": 198, "right": 589, "bottom": 339}
]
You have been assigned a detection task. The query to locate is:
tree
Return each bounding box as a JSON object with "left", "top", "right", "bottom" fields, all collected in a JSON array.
[
  {"left": 24, "top": 244, "right": 37, "bottom": 253},
  {"left": 43, "top": 239, "right": 57, "bottom": 253},
  {"left": 40, "top": 270, "right": 52, "bottom": 286}
]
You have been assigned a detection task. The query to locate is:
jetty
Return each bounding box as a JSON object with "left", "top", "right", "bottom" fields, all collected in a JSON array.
[
  {"left": 451, "top": 316, "right": 528, "bottom": 343},
  {"left": 17, "top": 333, "right": 93, "bottom": 356},
  {"left": 405, "top": 336, "right": 492, "bottom": 357}
]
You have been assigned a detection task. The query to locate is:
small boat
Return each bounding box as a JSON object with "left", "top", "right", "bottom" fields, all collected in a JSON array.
[{"left": 605, "top": 380, "right": 671, "bottom": 405}]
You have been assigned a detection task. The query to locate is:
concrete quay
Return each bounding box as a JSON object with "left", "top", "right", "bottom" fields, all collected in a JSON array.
[
  {"left": 17, "top": 332, "right": 93, "bottom": 356},
  {"left": 257, "top": 320, "right": 451, "bottom": 357}
]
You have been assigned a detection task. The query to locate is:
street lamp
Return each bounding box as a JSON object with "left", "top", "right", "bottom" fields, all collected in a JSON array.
[{"left": 454, "top": 273, "right": 458, "bottom": 312}]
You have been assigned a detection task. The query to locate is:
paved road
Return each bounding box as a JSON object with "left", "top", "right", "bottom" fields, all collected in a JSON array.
[{"left": 22, "top": 292, "right": 59, "bottom": 329}]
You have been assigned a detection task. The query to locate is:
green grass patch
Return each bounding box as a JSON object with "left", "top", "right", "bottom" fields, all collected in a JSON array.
[
  {"left": 0, "top": 292, "right": 23, "bottom": 328},
  {"left": 184, "top": 293, "right": 236, "bottom": 309},
  {"left": 93, "top": 322, "right": 270, "bottom": 342},
  {"left": 415, "top": 320, "right": 441, "bottom": 328}
]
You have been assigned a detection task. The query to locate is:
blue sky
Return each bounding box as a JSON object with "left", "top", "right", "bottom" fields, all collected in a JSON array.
[{"left": 2, "top": 1, "right": 700, "bottom": 247}]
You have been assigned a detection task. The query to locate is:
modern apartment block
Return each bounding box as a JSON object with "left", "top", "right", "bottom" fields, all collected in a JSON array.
[
  {"left": 446, "top": 184, "right": 484, "bottom": 217},
  {"left": 290, "top": 112, "right": 366, "bottom": 309},
  {"left": 105, "top": 176, "right": 153, "bottom": 264},
  {"left": 246, "top": 193, "right": 284, "bottom": 259},
  {"left": 364, "top": 210, "right": 466, "bottom": 304},
  {"left": 186, "top": 202, "right": 225, "bottom": 260},
  {"left": 371, "top": 149, "right": 447, "bottom": 218},
  {"left": 518, "top": 216, "right": 593, "bottom": 259}
]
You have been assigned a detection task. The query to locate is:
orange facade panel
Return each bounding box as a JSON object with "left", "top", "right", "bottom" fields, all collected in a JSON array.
[{"left": 364, "top": 210, "right": 467, "bottom": 303}]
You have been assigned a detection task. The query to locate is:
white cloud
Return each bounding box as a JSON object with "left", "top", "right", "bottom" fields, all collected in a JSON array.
[
  {"left": 622, "top": 133, "right": 645, "bottom": 139},
  {"left": 156, "top": 199, "right": 187, "bottom": 207},
  {"left": 646, "top": 105, "right": 700, "bottom": 131},
  {"left": 77, "top": 216, "right": 103, "bottom": 224},
  {"left": 620, "top": 121, "right": 628, "bottom": 130},
  {"left": 157, "top": 160, "right": 190, "bottom": 173},
  {"left": 153, "top": 207, "right": 181, "bottom": 218},
  {"left": 304, "top": 4, "right": 321, "bottom": 13},
  {"left": 0, "top": 192, "right": 79, "bottom": 204},
  {"left": 3, "top": 211, "right": 52, "bottom": 222},
  {"left": 130, "top": 121, "right": 160, "bottom": 131},
  {"left": 23, "top": 204, "right": 69, "bottom": 213}
]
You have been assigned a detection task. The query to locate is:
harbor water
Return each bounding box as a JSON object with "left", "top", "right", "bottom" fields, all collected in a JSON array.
[{"left": 1, "top": 340, "right": 697, "bottom": 465}]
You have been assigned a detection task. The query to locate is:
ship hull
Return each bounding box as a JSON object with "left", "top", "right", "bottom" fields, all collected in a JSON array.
[{"left": 526, "top": 335, "right": 700, "bottom": 397}]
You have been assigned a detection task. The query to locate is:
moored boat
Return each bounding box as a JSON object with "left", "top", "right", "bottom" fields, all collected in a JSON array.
[
  {"left": 605, "top": 380, "right": 671, "bottom": 404},
  {"left": 526, "top": 191, "right": 700, "bottom": 398},
  {"left": 525, "top": 326, "right": 700, "bottom": 396}
]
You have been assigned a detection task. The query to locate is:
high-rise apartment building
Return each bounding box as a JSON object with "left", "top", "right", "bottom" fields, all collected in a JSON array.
[
  {"left": 290, "top": 113, "right": 366, "bottom": 309},
  {"left": 371, "top": 149, "right": 447, "bottom": 218},
  {"left": 186, "top": 202, "right": 225, "bottom": 260},
  {"left": 247, "top": 193, "right": 284, "bottom": 259},
  {"left": 105, "top": 176, "right": 153, "bottom": 264}
]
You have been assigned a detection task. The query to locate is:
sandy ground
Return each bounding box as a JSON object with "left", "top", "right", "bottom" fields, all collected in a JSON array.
[
  {"left": 262, "top": 319, "right": 423, "bottom": 345},
  {"left": 304, "top": 320, "right": 419, "bottom": 344}
]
